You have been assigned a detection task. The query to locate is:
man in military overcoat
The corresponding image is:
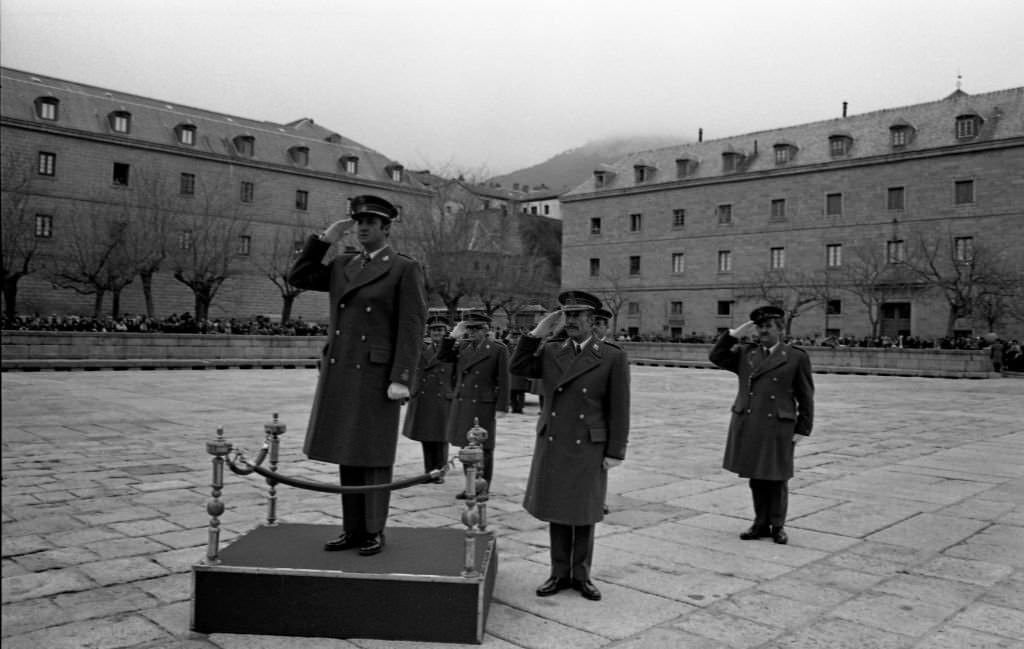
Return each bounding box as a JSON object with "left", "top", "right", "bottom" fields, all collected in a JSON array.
[
  {"left": 438, "top": 312, "right": 509, "bottom": 496},
  {"left": 402, "top": 315, "right": 455, "bottom": 473},
  {"left": 289, "top": 194, "right": 427, "bottom": 556},
  {"left": 708, "top": 305, "right": 814, "bottom": 545},
  {"left": 510, "top": 290, "right": 630, "bottom": 602}
]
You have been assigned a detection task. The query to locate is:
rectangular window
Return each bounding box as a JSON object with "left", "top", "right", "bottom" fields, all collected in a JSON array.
[
  {"left": 237, "top": 235, "right": 251, "bottom": 256},
  {"left": 826, "top": 243, "right": 843, "bottom": 268},
  {"left": 37, "top": 151, "right": 56, "bottom": 176},
  {"left": 179, "top": 230, "right": 193, "bottom": 250},
  {"left": 770, "top": 198, "right": 786, "bottom": 220},
  {"left": 891, "top": 128, "right": 907, "bottom": 147},
  {"left": 717, "top": 204, "right": 732, "bottom": 225},
  {"left": 887, "top": 186, "right": 905, "bottom": 211},
  {"left": 240, "top": 181, "right": 254, "bottom": 203},
  {"left": 344, "top": 157, "right": 359, "bottom": 174},
  {"left": 113, "top": 114, "right": 130, "bottom": 133},
  {"left": 672, "top": 208, "right": 685, "bottom": 228},
  {"left": 886, "top": 239, "right": 905, "bottom": 264},
  {"left": 827, "top": 299, "right": 842, "bottom": 315},
  {"left": 180, "top": 173, "right": 195, "bottom": 195},
  {"left": 627, "top": 302, "right": 640, "bottom": 315},
  {"left": 38, "top": 99, "right": 58, "bottom": 120},
  {"left": 112, "top": 162, "right": 130, "bottom": 186},
  {"left": 717, "top": 300, "right": 732, "bottom": 316},
  {"left": 829, "top": 137, "right": 849, "bottom": 157},
  {"left": 954, "top": 236, "right": 974, "bottom": 262},
  {"left": 956, "top": 117, "right": 977, "bottom": 139},
  {"left": 770, "top": 247, "right": 785, "bottom": 269},
  {"left": 629, "top": 213, "right": 642, "bottom": 232},
  {"left": 34, "top": 214, "right": 53, "bottom": 238},
  {"left": 590, "top": 217, "right": 601, "bottom": 235},
  {"left": 629, "top": 255, "right": 641, "bottom": 275},
  {"left": 954, "top": 180, "right": 974, "bottom": 205},
  {"left": 826, "top": 192, "right": 843, "bottom": 216},
  {"left": 717, "top": 250, "right": 732, "bottom": 273},
  {"left": 296, "top": 190, "right": 309, "bottom": 211},
  {"left": 179, "top": 126, "right": 196, "bottom": 145},
  {"left": 671, "top": 252, "right": 685, "bottom": 274},
  {"left": 774, "top": 147, "right": 791, "bottom": 164},
  {"left": 589, "top": 258, "right": 600, "bottom": 277},
  {"left": 670, "top": 301, "right": 683, "bottom": 315}
]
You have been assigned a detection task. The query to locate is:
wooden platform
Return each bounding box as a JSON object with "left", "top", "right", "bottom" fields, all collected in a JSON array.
[{"left": 191, "top": 524, "right": 497, "bottom": 644}]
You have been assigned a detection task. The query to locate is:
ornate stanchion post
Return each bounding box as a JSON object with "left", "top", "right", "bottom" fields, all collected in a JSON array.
[
  {"left": 204, "top": 426, "right": 233, "bottom": 565},
  {"left": 264, "top": 413, "right": 286, "bottom": 526},
  {"left": 457, "top": 418, "right": 490, "bottom": 577}
]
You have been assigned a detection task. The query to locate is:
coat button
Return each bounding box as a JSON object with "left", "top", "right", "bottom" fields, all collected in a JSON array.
[
  {"left": 579, "top": 414, "right": 584, "bottom": 419},
  {"left": 548, "top": 436, "right": 554, "bottom": 441},
  {"left": 770, "top": 395, "right": 775, "bottom": 400},
  {"left": 551, "top": 412, "right": 557, "bottom": 417},
  {"left": 365, "top": 306, "right": 371, "bottom": 312},
  {"left": 340, "top": 303, "right": 345, "bottom": 309},
  {"left": 335, "top": 330, "right": 340, "bottom": 335},
  {"left": 768, "top": 413, "right": 773, "bottom": 417},
  {"left": 361, "top": 335, "right": 366, "bottom": 341},
  {"left": 746, "top": 408, "right": 751, "bottom": 413},
  {"left": 355, "top": 363, "right": 361, "bottom": 369},
  {"left": 576, "top": 440, "right": 581, "bottom": 445},
  {"left": 557, "top": 387, "right": 563, "bottom": 392},
  {"left": 582, "top": 388, "right": 587, "bottom": 393},
  {"left": 329, "top": 358, "right": 336, "bottom": 365}
]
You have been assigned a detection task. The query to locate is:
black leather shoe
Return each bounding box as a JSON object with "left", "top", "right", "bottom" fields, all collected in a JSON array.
[
  {"left": 772, "top": 527, "right": 788, "bottom": 545},
  {"left": 535, "top": 576, "right": 570, "bottom": 597},
  {"left": 324, "top": 532, "right": 362, "bottom": 551},
  {"left": 572, "top": 579, "right": 602, "bottom": 601},
  {"left": 455, "top": 491, "right": 468, "bottom": 500},
  {"left": 358, "top": 532, "right": 385, "bottom": 556},
  {"left": 739, "top": 525, "right": 771, "bottom": 540}
]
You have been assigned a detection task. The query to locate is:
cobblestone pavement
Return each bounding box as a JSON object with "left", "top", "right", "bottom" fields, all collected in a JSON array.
[{"left": 2, "top": 367, "right": 1023, "bottom": 649}]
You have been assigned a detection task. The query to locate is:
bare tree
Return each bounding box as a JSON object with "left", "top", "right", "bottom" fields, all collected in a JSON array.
[
  {"left": 251, "top": 225, "right": 308, "bottom": 323},
  {"left": 591, "top": 269, "right": 630, "bottom": 335},
  {"left": 1, "top": 149, "right": 45, "bottom": 319},
  {"left": 124, "top": 170, "right": 175, "bottom": 318},
  {"left": 737, "top": 268, "right": 823, "bottom": 336},
  {"left": 168, "top": 173, "right": 248, "bottom": 321},
  {"left": 840, "top": 241, "right": 917, "bottom": 338}
]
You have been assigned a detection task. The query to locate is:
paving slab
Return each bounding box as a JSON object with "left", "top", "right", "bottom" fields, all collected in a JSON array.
[{"left": 2, "top": 368, "right": 1022, "bottom": 648}]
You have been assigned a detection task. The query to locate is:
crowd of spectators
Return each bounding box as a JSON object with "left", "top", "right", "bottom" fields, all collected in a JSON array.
[{"left": 1, "top": 313, "right": 328, "bottom": 336}]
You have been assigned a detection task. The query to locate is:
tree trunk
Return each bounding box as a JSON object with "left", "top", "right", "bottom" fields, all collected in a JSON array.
[
  {"left": 195, "top": 289, "right": 211, "bottom": 322},
  {"left": 92, "top": 290, "right": 106, "bottom": 319},
  {"left": 140, "top": 271, "right": 156, "bottom": 318},
  {"left": 3, "top": 274, "right": 23, "bottom": 320},
  {"left": 111, "top": 289, "right": 122, "bottom": 318},
  {"left": 280, "top": 293, "right": 295, "bottom": 323}
]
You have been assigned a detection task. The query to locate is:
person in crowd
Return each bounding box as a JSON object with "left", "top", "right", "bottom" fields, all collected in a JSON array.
[
  {"left": 402, "top": 315, "right": 455, "bottom": 474},
  {"left": 708, "top": 305, "right": 814, "bottom": 545},
  {"left": 507, "top": 330, "right": 531, "bottom": 413},
  {"left": 510, "top": 290, "right": 630, "bottom": 602},
  {"left": 288, "top": 194, "right": 427, "bottom": 556},
  {"left": 592, "top": 308, "right": 612, "bottom": 342}
]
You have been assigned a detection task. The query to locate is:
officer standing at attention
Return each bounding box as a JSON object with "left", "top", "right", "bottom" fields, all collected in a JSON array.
[
  {"left": 511, "top": 290, "right": 630, "bottom": 602},
  {"left": 402, "top": 315, "right": 455, "bottom": 474},
  {"left": 708, "top": 305, "right": 814, "bottom": 545},
  {"left": 289, "top": 195, "right": 427, "bottom": 556}
]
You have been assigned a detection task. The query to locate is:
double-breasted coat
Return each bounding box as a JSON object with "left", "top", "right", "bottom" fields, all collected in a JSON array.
[
  {"left": 289, "top": 236, "right": 426, "bottom": 466},
  {"left": 438, "top": 336, "right": 509, "bottom": 450},
  {"left": 401, "top": 340, "right": 454, "bottom": 443},
  {"left": 510, "top": 336, "right": 630, "bottom": 526},
  {"left": 709, "top": 334, "right": 814, "bottom": 481}
]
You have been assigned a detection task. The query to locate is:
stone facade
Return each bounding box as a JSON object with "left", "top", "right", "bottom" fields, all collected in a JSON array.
[{"left": 561, "top": 88, "right": 1024, "bottom": 341}]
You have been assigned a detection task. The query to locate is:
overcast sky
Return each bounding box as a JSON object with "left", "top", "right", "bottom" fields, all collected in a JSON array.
[{"left": 3, "top": 0, "right": 1022, "bottom": 176}]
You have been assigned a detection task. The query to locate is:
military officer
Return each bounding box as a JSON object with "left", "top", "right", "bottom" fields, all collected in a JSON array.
[
  {"left": 402, "top": 315, "right": 455, "bottom": 474},
  {"left": 510, "top": 290, "right": 630, "bottom": 602},
  {"left": 289, "top": 194, "right": 427, "bottom": 556},
  {"left": 708, "top": 305, "right": 814, "bottom": 545},
  {"left": 438, "top": 312, "right": 509, "bottom": 497},
  {"left": 592, "top": 308, "right": 612, "bottom": 341}
]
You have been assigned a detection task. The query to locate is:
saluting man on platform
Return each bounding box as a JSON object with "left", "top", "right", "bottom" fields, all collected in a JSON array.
[
  {"left": 510, "top": 290, "right": 630, "bottom": 602},
  {"left": 708, "top": 305, "right": 815, "bottom": 545},
  {"left": 402, "top": 315, "right": 456, "bottom": 474},
  {"left": 289, "top": 194, "right": 427, "bottom": 556}
]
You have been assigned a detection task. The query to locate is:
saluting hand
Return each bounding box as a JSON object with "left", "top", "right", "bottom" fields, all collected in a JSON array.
[
  {"left": 731, "top": 320, "right": 757, "bottom": 339},
  {"left": 530, "top": 309, "right": 565, "bottom": 338},
  {"left": 450, "top": 322, "right": 469, "bottom": 339},
  {"left": 319, "top": 218, "right": 355, "bottom": 244}
]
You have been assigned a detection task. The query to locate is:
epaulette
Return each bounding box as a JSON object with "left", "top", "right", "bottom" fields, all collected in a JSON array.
[{"left": 601, "top": 339, "right": 622, "bottom": 350}]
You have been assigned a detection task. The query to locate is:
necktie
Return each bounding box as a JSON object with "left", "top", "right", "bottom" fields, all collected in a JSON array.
[{"left": 573, "top": 342, "right": 581, "bottom": 356}]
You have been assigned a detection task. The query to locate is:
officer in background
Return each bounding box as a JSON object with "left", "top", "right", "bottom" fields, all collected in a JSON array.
[
  {"left": 511, "top": 290, "right": 630, "bottom": 602},
  {"left": 708, "top": 305, "right": 814, "bottom": 545},
  {"left": 402, "top": 315, "right": 455, "bottom": 474},
  {"left": 592, "top": 308, "right": 612, "bottom": 341},
  {"left": 289, "top": 194, "right": 427, "bottom": 556},
  {"left": 507, "top": 330, "right": 531, "bottom": 413}
]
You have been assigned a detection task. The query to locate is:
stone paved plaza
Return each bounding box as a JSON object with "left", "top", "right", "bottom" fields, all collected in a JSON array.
[{"left": 2, "top": 367, "right": 1023, "bottom": 649}]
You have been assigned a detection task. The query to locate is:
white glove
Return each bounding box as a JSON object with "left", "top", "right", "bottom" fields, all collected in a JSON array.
[
  {"left": 530, "top": 310, "right": 565, "bottom": 338},
  {"left": 450, "top": 322, "right": 469, "bottom": 339},
  {"left": 319, "top": 218, "right": 354, "bottom": 244},
  {"left": 387, "top": 382, "right": 410, "bottom": 400},
  {"left": 730, "top": 320, "right": 757, "bottom": 339}
]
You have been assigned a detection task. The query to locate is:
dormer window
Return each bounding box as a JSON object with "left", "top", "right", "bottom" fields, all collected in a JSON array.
[
  {"left": 889, "top": 121, "right": 914, "bottom": 148},
  {"left": 675, "top": 158, "right": 693, "bottom": 179},
  {"left": 721, "top": 151, "right": 744, "bottom": 173},
  {"left": 340, "top": 155, "right": 359, "bottom": 174},
  {"left": 233, "top": 135, "right": 255, "bottom": 157},
  {"left": 633, "top": 164, "right": 655, "bottom": 183},
  {"left": 289, "top": 146, "right": 310, "bottom": 166},
  {"left": 773, "top": 143, "right": 797, "bottom": 165},
  {"left": 35, "top": 96, "right": 59, "bottom": 121},
  {"left": 175, "top": 123, "right": 197, "bottom": 146},
  {"left": 109, "top": 110, "right": 132, "bottom": 133},
  {"left": 386, "top": 163, "right": 404, "bottom": 182},
  {"left": 828, "top": 134, "right": 852, "bottom": 157},
  {"left": 594, "top": 171, "right": 609, "bottom": 188},
  {"left": 955, "top": 114, "right": 982, "bottom": 139}
]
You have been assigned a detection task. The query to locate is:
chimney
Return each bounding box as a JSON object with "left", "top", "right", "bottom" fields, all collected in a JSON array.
[
  {"left": 753, "top": 140, "right": 758, "bottom": 155},
  {"left": 698, "top": 128, "right": 703, "bottom": 143},
  {"left": 842, "top": 101, "right": 848, "bottom": 118}
]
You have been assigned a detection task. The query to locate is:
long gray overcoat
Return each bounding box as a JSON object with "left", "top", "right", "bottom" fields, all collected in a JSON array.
[
  {"left": 708, "top": 334, "right": 814, "bottom": 480},
  {"left": 289, "top": 236, "right": 426, "bottom": 466},
  {"left": 401, "top": 341, "right": 453, "bottom": 443},
  {"left": 438, "top": 337, "right": 509, "bottom": 450},
  {"left": 510, "top": 335, "right": 630, "bottom": 526}
]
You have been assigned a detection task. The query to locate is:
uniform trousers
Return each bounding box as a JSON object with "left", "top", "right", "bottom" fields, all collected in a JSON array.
[
  {"left": 419, "top": 441, "right": 449, "bottom": 474},
  {"left": 339, "top": 465, "right": 393, "bottom": 537},
  {"left": 749, "top": 478, "right": 788, "bottom": 528},
  {"left": 549, "top": 523, "right": 594, "bottom": 581}
]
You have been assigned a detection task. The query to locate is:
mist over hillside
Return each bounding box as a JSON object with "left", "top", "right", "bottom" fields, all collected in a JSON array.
[{"left": 488, "top": 134, "right": 688, "bottom": 194}]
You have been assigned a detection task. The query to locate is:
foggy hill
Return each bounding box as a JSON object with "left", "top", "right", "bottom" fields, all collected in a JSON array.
[{"left": 488, "top": 134, "right": 689, "bottom": 194}]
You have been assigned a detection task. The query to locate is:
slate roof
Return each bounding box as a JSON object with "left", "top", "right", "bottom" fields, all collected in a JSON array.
[
  {"left": 0, "top": 67, "right": 426, "bottom": 191},
  {"left": 563, "top": 86, "right": 1024, "bottom": 198}
]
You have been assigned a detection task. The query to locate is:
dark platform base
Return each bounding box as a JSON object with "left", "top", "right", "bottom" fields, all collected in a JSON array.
[{"left": 191, "top": 524, "right": 497, "bottom": 644}]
